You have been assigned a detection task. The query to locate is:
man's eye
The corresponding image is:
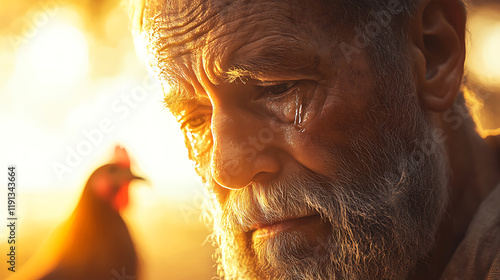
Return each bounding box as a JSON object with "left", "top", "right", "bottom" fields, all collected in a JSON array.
[
  {"left": 263, "top": 82, "right": 297, "bottom": 96},
  {"left": 182, "top": 114, "right": 209, "bottom": 131}
]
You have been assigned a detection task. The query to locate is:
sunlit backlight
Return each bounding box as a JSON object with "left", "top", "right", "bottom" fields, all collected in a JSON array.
[
  {"left": 464, "top": 87, "right": 500, "bottom": 138},
  {"left": 481, "top": 25, "right": 500, "bottom": 80},
  {"left": 467, "top": 7, "right": 500, "bottom": 87},
  {"left": 26, "top": 18, "right": 89, "bottom": 88}
]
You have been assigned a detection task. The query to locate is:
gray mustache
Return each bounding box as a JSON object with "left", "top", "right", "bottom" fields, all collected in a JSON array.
[{"left": 220, "top": 172, "right": 343, "bottom": 233}]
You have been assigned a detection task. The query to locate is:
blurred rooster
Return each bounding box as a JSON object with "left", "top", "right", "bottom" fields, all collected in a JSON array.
[{"left": 10, "top": 145, "right": 143, "bottom": 280}]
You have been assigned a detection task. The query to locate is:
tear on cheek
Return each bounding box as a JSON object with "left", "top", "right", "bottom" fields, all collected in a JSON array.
[
  {"left": 272, "top": 85, "right": 327, "bottom": 131},
  {"left": 293, "top": 89, "right": 305, "bottom": 128},
  {"left": 280, "top": 88, "right": 307, "bottom": 130}
]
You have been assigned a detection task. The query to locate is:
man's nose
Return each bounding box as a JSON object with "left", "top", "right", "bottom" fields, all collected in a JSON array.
[{"left": 210, "top": 105, "right": 281, "bottom": 189}]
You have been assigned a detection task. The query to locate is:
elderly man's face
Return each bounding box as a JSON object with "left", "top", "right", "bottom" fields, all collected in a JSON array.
[{"left": 152, "top": 0, "right": 450, "bottom": 278}]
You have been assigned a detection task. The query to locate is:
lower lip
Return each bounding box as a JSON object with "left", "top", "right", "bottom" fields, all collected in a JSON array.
[{"left": 252, "top": 214, "right": 322, "bottom": 240}]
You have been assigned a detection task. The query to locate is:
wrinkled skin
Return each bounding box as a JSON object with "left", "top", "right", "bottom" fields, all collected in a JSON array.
[{"left": 135, "top": 0, "right": 500, "bottom": 279}]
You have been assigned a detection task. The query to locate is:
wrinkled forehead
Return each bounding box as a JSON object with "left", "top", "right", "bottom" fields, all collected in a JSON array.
[{"left": 137, "top": 0, "right": 341, "bottom": 86}]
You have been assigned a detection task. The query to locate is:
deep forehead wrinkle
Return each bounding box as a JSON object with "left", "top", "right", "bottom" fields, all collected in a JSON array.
[
  {"left": 160, "top": 55, "right": 213, "bottom": 114},
  {"left": 144, "top": 0, "right": 319, "bottom": 81},
  {"left": 141, "top": 0, "right": 343, "bottom": 110},
  {"left": 222, "top": 34, "right": 324, "bottom": 82},
  {"left": 201, "top": 1, "right": 316, "bottom": 83},
  {"left": 150, "top": 1, "right": 216, "bottom": 54},
  {"left": 143, "top": 0, "right": 220, "bottom": 85}
]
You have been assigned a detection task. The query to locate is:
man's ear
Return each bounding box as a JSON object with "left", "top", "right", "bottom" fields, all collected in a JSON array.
[{"left": 409, "top": 0, "right": 466, "bottom": 112}]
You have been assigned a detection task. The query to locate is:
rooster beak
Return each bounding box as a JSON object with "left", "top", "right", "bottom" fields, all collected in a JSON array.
[
  {"left": 130, "top": 174, "right": 149, "bottom": 186},
  {"left": 132, "top": 175, "right": 145, "bottom": 181}
]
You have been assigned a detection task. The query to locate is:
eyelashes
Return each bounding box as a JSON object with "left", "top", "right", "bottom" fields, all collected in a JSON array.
[{"left": 259, "top": 81, "right": 298, "bottom": 97}]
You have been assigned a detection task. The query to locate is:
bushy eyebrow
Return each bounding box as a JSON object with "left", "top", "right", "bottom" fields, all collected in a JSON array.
[
  {"left": 163, "top": 90, "right": 189, "bottom": 113},
  {"left": 163, "top": 88, "right": 207, "bottom": 116},
  {"left": 159, "top": 71, "right": 210, "bottom": 115},
  {"left": 223, "top": 47, "right": 323, "bottom": 83}
]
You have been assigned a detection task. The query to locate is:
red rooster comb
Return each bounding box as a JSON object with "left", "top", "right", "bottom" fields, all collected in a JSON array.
[{"left": 112, "top": 145, "right": 131, "bottom": 167}]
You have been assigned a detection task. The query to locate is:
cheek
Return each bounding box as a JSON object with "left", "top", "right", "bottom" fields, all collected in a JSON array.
[{"left": 286, "top": 53, "right": 377, "bottom": 177}]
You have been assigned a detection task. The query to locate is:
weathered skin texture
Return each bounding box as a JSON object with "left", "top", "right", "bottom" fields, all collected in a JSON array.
[
  {"left": 144, "top": 0, "right": 387, "bottom": 195},
  {"left": 132, "top": 0, "right": 500, "bottom": 279}
]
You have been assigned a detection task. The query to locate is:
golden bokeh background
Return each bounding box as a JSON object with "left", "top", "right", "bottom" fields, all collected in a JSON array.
[
  {"left": 0, "top": 0, "right": 499, "bottom": 279},
  {"left": 0, "top": 0, "right": 215, "bottom": 279}
]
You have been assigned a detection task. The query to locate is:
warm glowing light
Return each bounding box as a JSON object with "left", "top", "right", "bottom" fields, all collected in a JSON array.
[
  {"left": 482, "top": 25, "right": 500, "bottom": 79},
  {"left": 1, "top": 4, "right": 213, "bottom": 279},
  {"left": 464, "top": 86, "right": 500, "bottom": 138},
  {"left": 467, "top": 7, "right": 500, "bottom": 86},
  {"left": 26, "top": 19, "right": 89, "bottom": 88},
  {"left": 465, "top": 6, "right": 500, "bottom": 137}
]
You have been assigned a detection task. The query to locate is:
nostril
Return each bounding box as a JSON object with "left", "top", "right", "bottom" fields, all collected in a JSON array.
[{"left": 211, "top": 150, "right": 282, "bottom": 191}]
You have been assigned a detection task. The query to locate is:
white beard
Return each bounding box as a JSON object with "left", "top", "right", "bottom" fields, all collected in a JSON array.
[{"left": 205, "top": 88, "right": 449, "bottom": 279}]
